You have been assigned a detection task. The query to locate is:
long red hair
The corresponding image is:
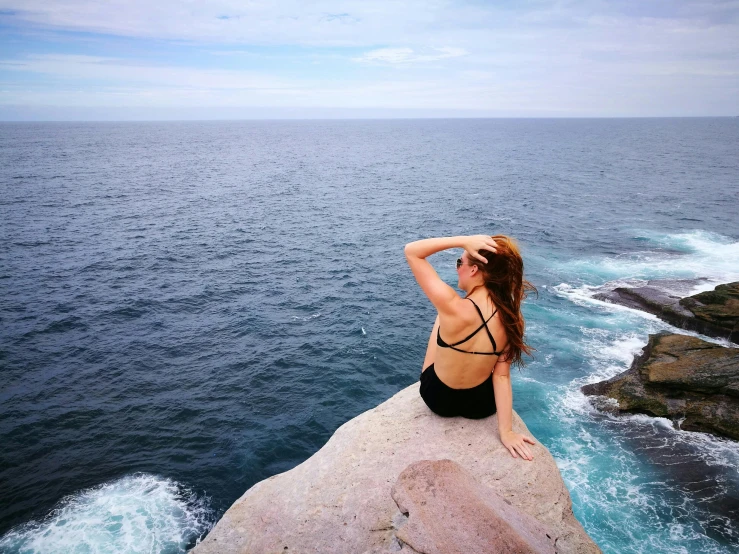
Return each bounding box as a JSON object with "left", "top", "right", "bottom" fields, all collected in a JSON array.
[{"left": 466, "top": 235, "right": 537, "bottom": 368}]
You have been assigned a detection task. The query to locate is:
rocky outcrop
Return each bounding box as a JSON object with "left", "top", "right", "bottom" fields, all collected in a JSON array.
[
  {"left": 191, "top": 384, "right": 600, "bottom": 554},
  {"left": 594, "top": 281, "right": 739, "bottom": 342},
  {"left": 681, "top": 283, "right": 739, "bottom": 342},
  {"left": 392, "top": 460, "right": 556, "bottom": 554},
  {"left": 582, "top": 332, "right": 739, "bottom": 440}
]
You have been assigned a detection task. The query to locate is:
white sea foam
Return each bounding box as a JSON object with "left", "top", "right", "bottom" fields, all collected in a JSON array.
[
  {"left": 559, "top": 229, "right": 739, "bottom": 286},
  {"left": 0, "top": 473, "right": 212, "bottom": 554},
  {"left": 579, "top": 328, "right": 648, "bottom": 375},
  {"left": 550, "top": 281, "right": 656, "bottom": 313},
  {"left": 552, "top": 417, "right": 737, "bottom": 553},
  {"left": 291, "top": 312, "right": 321, "bottom": 322},
  {"left": 550, "top": 230, "right": 739, "bottom": 315},
  {"left": 554, "top": 283, "right": 735, "bottom": 347},
  {"left": 550, "top": 229, "right": 738, "bottom": 350}
]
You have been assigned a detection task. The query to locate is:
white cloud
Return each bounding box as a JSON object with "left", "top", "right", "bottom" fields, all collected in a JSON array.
[
  {"left": 0, "top": 1, "right": 461, "bottom": 46},
  {"left": 354, "top": 46, "right": 468, "bottom": 64},
  {"left": 0, "top": 54, "right": 295, "bottom": 90},
  {"left": 0, "top": 1, "right": 738, "bottom": 115},
  {"left": 2, "top": 51, "right": 733, "bottom": 117}
]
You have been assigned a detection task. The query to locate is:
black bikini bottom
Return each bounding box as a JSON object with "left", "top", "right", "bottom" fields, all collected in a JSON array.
[{"left": 419, "top": 363, "right": 497, "bottom": 419}]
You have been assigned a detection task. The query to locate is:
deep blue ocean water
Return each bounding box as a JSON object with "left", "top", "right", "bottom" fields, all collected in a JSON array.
[{"left": 1, "top": 119, "right": 738, "bottom": 553}]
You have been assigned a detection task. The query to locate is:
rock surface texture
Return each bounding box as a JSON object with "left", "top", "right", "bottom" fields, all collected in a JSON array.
[
  {"left": 594, "top": 281, "right": 739, "bottom": 342},
  {"left": 391, "top": 460, "right": 557, "bottom": 554},
  {"left": 581, "top": 332, "right": 739, "bottom": 439},
  {"left": 191, "top": 384, "right": 600, "bottom": 554}
]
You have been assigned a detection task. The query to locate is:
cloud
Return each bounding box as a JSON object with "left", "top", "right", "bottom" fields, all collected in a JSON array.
[
  {"left": 0, "top": 54, "right": 294, "bottom": 90},
  {"left": 0, "top": 1, "right": 738, "bottom": 115},
  {"left": 354, "top": 47, "right": 468, "bottom": 65},
  {"left": 0, "top": 1, "right": 453, "bottom": 47}
]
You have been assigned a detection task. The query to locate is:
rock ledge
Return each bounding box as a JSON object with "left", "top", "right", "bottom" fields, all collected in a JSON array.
[
  {"left": 582, "top": 332, "right": 739, "bottom": 439},
  {"left": 594, "top": 281, "right": 739, "bottom": 342},
  {"left": 191, "top": 383, "right": 599, "bottom": 553}
]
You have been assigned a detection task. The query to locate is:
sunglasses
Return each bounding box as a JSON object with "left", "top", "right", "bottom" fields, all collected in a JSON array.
[{"left": 456, "top": 258, "right": 468, "bottom": 269}]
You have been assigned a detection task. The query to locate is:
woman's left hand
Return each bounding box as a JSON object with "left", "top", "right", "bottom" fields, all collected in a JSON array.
[
  {"left": 500, "top": 430, "right": 536, "bottom": 461},
  {"left": 461, "top": 235, "right": 498, "bottom": 263}
]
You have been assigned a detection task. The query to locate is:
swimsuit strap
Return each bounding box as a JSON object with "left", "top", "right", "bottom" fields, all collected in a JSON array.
[
  {"left": 443, "top": 343, "right": 498, "bottom": 355},
  {"left": 465, "top": 298, "right": 499, "bottom": 354},
  {"left": 436, "top": 298, "right": 501, "bottom": 355},
  {"left": 443, "top": 313, "right": 495, "bottom": 347}
]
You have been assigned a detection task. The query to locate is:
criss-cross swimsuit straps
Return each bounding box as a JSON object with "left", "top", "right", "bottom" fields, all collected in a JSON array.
[{"left": 437, "top": 297, "right": 502, "bottom": 356}]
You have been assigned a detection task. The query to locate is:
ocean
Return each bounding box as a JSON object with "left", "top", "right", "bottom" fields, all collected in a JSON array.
[{"left": 1, "top": 118, "right": 738, "bottom": 553}]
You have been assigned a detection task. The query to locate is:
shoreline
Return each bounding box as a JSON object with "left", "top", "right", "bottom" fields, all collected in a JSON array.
[{"left": 583, "top": 280, "right": 739, "bottom": 440}]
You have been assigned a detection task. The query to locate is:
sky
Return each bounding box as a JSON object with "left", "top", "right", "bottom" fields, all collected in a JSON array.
[{"left": 0, "top": 0, "right": 738, "bottom": 119}]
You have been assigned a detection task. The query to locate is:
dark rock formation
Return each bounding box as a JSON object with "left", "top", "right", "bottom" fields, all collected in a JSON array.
[
  {"left": 594, "top": 281, "right": 739, "bottom": 342},
  {"left": 582, "top": 332, "right": 739, "bottom": 440},
  {"left": 681, "top": 283, "right": 739, "bottom": 341},
  {"left": 392, "top": 459, "right": 556, "bottom": 554}
]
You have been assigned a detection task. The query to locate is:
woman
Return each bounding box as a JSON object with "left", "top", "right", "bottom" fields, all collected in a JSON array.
[{"left": 404, "top": 234, "right": 537, "bottom": 461}]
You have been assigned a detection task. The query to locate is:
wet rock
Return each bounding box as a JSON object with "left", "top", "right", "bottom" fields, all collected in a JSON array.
[
  {"left": 594, "top": 281, "right": 739, "bottom": 342},
  {"left": 582, "top": 332, "right": 739, "bottom": 439},
  {"left": 680, "top": 283, "right": 739, "bottom": 342}
]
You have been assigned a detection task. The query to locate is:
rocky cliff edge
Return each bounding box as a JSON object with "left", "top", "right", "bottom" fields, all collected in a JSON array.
[{"left": 191, "top": 383, "right": 600, "bottom": 553}]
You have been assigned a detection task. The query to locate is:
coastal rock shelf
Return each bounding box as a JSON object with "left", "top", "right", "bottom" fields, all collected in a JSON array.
[
  {"left": 594, "top": 281, "right": 739, "bottom": 342},
  {"left": 191, "top": 384, "right": 600, "bottom": 554},
  {"left": 582, "top": 332, "right": 739, "bottom": 440}
]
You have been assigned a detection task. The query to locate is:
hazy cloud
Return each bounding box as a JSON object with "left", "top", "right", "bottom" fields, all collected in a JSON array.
[
  {"left": 0, "top": 0, "right": 737, "bottom": 117},
  {"left": 354, "top": 47, "right": 468, "bottom": 64}
]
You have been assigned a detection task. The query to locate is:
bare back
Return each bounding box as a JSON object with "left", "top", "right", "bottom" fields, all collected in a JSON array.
[{"left": 424, "top": 294, "right": 507, "bottom": 388}]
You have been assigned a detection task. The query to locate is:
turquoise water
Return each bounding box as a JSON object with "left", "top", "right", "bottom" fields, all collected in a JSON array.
[
  {"left": 522, "top": 230, "right": 739, "bottom": 553},
  {"left": 1, "top": 119, "right": 738, "bottom": 553}
]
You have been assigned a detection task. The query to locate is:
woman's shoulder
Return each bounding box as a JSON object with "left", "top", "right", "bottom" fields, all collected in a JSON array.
[
  {"left": 438, "top": 297, "right": 477, "bottom": 329},
  {"left": 467, "top": 295, "right": 498, "bottom": 318}
]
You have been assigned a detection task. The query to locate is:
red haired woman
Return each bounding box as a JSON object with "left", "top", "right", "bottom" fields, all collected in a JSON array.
[{"left": 405, "top": 234, "right": 537, "bottom": 461}]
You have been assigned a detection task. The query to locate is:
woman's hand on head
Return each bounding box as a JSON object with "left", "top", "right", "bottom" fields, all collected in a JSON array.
[
  {"left": 462, "top": 235, "right": 498, "bottom": 263},
  {"left": 500, "top": 430, "right": 536, "bottom": 461}
]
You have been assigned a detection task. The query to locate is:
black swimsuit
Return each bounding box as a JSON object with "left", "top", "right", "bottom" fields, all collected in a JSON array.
[{"left": 420, "top": 298, "right": 500, "bottom": 419}]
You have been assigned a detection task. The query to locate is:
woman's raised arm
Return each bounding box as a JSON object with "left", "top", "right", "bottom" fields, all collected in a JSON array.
[
  {"left": 404, "top": 235, "right": 497, "bottom": 262},
  {"left": 404, "top": 235, "right": 498, "bottom": 315},
  {"left": 404, "top": 236, "right": 465, "bottom": 315}
]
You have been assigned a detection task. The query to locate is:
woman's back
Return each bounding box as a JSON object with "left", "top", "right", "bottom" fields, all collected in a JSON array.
[
  {"left": 433, "top": 293, "right": 507, "bottom": 388},
  {"left": 405, "top": 233, "right": 537, "bottom": 460}
]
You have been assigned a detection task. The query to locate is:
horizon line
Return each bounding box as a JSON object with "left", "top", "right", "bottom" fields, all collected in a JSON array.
[{"left": 1, "top": 115, "right": 737, "bottom": 123}]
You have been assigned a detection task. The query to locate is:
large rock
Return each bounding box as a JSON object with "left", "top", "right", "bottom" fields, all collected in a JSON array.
[
  {"left": 581, "top": 332, "right": 739, "bottom": 439},
  {"left": 594, "top": 281, "right": 739, "bottom": 342},
  {"left": 191, "top": 384, "right": 600, "bottom": 554},
  {"left": 392, "top": 459, "right": 556, "bottom": 554},
  {"left": 681, "top": 283, "right": 739, "bottom": 341}
]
